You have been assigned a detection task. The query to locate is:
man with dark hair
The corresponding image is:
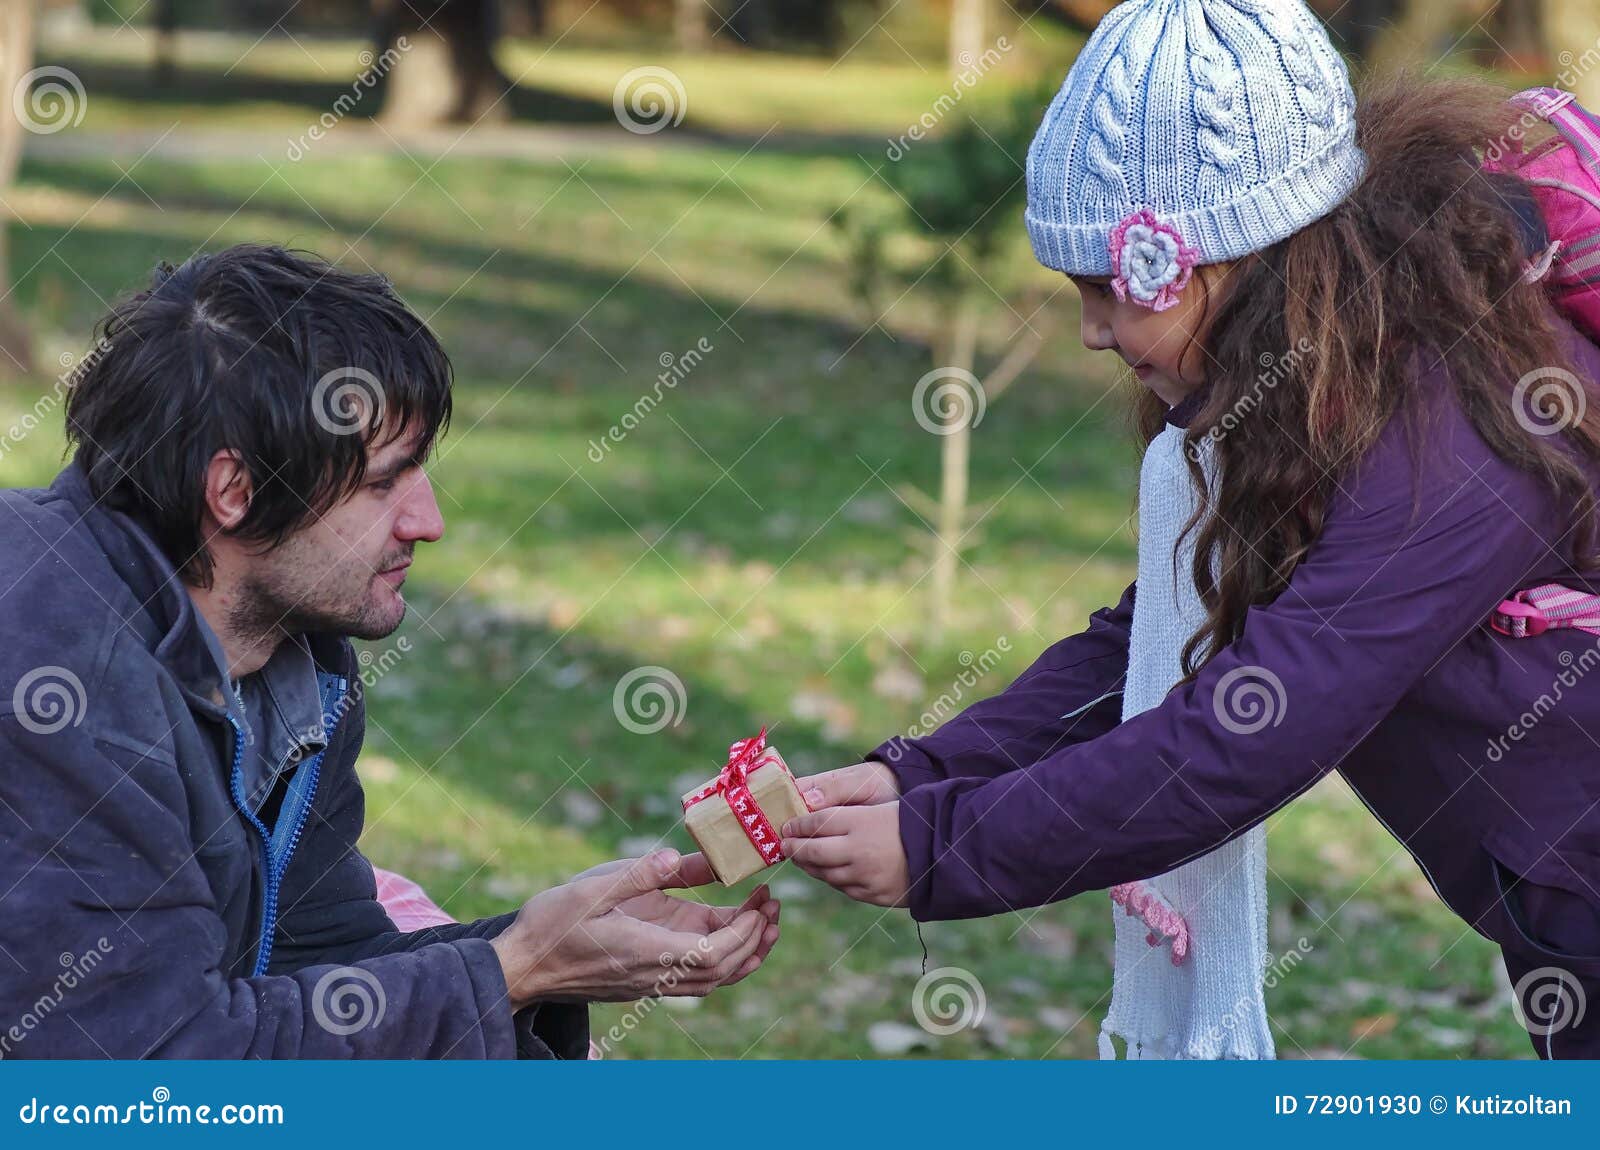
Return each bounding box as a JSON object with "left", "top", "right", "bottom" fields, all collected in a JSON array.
[{"left": 0, "top": 245, "right": 778, "bottom": 1058}]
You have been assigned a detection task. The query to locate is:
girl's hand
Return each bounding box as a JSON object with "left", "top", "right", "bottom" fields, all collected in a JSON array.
[
  {"left": 792, "top": 760, "right": 901, "bottom": 810},
  {"left": 780, "top": 803, "right": 910, "bottom": 908}
]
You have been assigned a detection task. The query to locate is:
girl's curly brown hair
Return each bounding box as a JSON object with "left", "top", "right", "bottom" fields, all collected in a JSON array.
[{"left": 1137, "top": 71, "right": 1600, "bottom": 685}]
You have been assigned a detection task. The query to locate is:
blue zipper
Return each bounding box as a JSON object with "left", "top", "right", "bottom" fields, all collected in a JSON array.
[{"left": 227, "top": 673, "right": 347, "bottom": 978}]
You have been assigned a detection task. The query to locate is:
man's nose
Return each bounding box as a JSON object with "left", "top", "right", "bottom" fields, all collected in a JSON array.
[{"left": 396, "top": 470, "right": 445, "bottom": 544}]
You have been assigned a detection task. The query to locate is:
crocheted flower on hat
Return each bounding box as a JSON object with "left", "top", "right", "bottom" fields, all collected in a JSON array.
[{"left": 1108, "top": 208, "right": 1200, "bottom": 312}]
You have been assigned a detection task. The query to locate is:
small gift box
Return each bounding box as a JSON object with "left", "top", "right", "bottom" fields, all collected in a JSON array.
[{"left": 681, "top": 729, "right": 810, "bottom": 886}]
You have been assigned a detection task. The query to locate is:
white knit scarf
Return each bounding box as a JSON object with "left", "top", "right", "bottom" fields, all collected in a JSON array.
[{"left": 1095, "top": 422, "right": 1275, "bottom": 1060}]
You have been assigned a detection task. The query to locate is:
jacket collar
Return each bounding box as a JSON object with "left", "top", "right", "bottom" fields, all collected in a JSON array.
[
  {"left": 1163, "top": 380, "right": 1213, "bottom": 430},
  {"left": 49, "top": 459, "right": 347, "bottom": 722},
  {"left": 195, "top": 609, "right": 328, "bottom": 794}
]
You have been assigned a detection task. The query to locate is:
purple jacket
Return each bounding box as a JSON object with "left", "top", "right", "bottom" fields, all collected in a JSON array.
[{"left": 874, "top": 319, "right": 1600, "bottom": 994}]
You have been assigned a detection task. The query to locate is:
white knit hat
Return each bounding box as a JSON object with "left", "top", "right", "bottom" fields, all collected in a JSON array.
[{"left": 1026, "top": 0, "right": 1366, "bottom": 295}]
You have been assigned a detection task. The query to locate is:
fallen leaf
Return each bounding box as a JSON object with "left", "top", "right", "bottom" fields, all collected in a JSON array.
[
  {"left": 872, "top": 663, "right": 924, "bottom": 703},
  {"left": 867, "top": 1021, "right": 930, "bottom": 1056},
  {"left": 1349, "top": 1012, "right": 1397, "bottom": 1040},
  {"left": 1017, "top": 920, "right": 1077, "bottom": 961},
  {"left": 560, "top": 790, "right": 605, "bottom": 828}
]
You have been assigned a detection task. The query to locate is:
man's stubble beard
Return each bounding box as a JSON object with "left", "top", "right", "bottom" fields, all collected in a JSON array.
[{"left": 232, "top": 546, "right": 407, "bottom": 645}]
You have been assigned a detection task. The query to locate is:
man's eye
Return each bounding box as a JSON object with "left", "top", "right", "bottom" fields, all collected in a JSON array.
[{"left": 369, "top": 478, "right": 398, "bottom": 494}]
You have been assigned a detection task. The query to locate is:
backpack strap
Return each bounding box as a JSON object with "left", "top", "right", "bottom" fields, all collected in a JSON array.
[
  {"left": 1523, "top": 238, "right": 1563, "bottom": 282},
  {"left": 1510, "top": 86, "right": 1578, "bottom": 119},
  {"left": 1490, "top": 582, "right": 1600, "bottom": 637},
  {"left": 1511, "top": 86, "right": 1600, "bottom": 177}
]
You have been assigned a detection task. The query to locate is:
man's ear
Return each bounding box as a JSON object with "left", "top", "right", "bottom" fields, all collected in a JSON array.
[{"left": 202, "top": 450, "right": 253, "bottom": 532}]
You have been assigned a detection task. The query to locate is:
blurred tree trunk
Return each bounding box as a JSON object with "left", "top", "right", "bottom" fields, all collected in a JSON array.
[
  {"left": 949, "top": 0, "right": 989, "bottom": 77},
  {"left": 1485, "top": 0, "right": 1545, "bottom": 72},
  {"left": 676, "top": 0, "right": 711, "bottom": 51},
  {"left": 1366, "top": 0, "right": 1485, "bottom": 75},
  {"left": 918, "top": 292, "right": 1057, "bottom": 635},
  {"left": 500, "top": 0, "right": 548, "bottom": 37},
  {"left": 1544, "top": 0, "right": 1600, "bottom": 109},
  {"left": 1033, "top": 0, "right": 1496, "bottom": 68},
  {"left": 1306, "top": 0, "right": 1392, "bottom": 62},
  {"left": 374, "top": 0, "right": 512, "bottom": 126},
  {"left": 0, "top": 0, "right": 34, "bottom": 377},
  {"left": 930, "top": 295, "right": 978, "bottom": 636},
  {"left": 153, "top": 0, "right": 178, "bottom": 83},
  {"left": 1035, "top": 0, "right": 1114, "bottom": 30},
  {"left": 727, "top": 0, "right": 773, "bottom": 47},
  {"left": 728, "top": 0, "right": 839, "bottom": 51}
]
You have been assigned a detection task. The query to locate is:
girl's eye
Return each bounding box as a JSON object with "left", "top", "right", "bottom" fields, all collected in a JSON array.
[{"left": 369, "top": 478, "right": 398, "bottom": 494}]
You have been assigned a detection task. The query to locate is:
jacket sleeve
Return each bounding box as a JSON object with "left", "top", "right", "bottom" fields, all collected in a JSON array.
[
  {"left": 268, "top": 673, "right": 590, "bottom": 1060},
  {"left": 0, "top": 707, "right": 530, "bottom": 1059},
  {"left": 865, "top": 581, "right": 1134, "bottom": 792},
  {"left": 897, "top": 376, "right": 1574, "bottom": 920}
]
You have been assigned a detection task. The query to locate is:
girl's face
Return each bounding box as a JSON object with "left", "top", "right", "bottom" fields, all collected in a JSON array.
[{"left": 1067, "top": 264, "right": 1229, "bottom": 407}]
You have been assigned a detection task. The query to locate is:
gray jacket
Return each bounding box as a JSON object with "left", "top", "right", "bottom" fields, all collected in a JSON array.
[{"left": 0, "top": 462, "right": 587, "bottom": 1058}]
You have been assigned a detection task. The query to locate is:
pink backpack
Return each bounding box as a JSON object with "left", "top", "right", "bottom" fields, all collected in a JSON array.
[
  {"left": 1486, "top": 86, "right": 1600, "bottom": 343},
  {"left": 1481, "top": 90, "right": 1600, "bottom": 642}
]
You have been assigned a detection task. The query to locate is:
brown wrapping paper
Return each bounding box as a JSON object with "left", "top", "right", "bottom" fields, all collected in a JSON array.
[{"left": 681, "top": 754, "right": 810, "bottom": 886}]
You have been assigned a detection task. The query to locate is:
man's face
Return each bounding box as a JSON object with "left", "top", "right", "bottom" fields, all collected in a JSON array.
[{"left": 235, "top": 426, "right": 445, "bottom": 642}]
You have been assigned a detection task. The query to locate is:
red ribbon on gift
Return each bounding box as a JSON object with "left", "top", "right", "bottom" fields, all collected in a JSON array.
[{"left": 681, "top": 728, "right": 791, "bottom": 867}]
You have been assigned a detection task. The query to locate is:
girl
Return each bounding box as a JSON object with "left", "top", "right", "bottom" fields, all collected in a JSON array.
[{"left": 781, "top": 0, "right": 1600, "bottom": 1059}]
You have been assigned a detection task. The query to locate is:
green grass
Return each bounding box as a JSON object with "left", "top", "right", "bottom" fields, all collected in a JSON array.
[{"left": 0, "top": 31, "right": 1535, "bottom": 1059}]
